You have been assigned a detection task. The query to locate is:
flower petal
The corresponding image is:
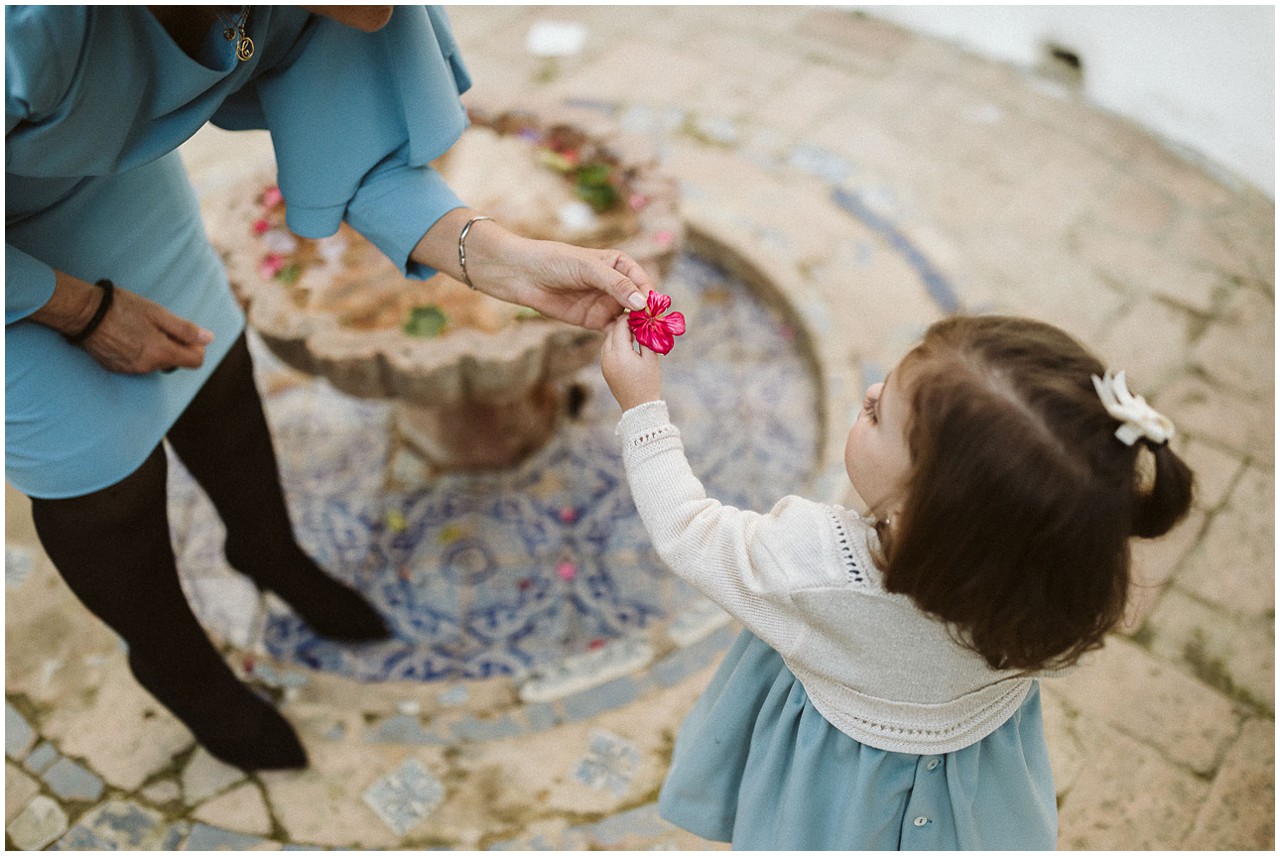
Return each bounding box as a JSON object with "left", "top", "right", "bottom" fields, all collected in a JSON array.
[
  {"left": 662, "top": 311, "right": 686, "bottom": 337},
  {"left": 646, "top": 291, "right": 672, "bottom": 315},
  {"left": 643, "top": 325, "right": 676, "bottom": 355}
]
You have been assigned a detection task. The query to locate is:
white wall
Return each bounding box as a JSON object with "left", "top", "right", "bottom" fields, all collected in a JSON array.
[{"left": 856, "top": 5, "right": 1275, "bottom": 197}]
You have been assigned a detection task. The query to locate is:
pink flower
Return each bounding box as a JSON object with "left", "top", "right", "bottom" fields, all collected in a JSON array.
[
  {"left": 252, "top": 218, "right": 271, "bottom": 235},
  {"left": 556, "top": 561, "right": 578, "bottom": 581},
  {"left": 258, "top": 253, "right": 285, "bottom": 280},
  {"left": 261, "top": 186, "right": 284, "bottom": 209},
  {"left": 627, "top": 290, "right": 686, "bottom": 355},
  {"left": 558, "top": 506, "right": 579, "bottom": 524}
]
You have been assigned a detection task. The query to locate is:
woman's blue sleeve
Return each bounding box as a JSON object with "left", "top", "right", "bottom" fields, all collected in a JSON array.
[
  {"left": 248, "top": 6, "right": 473, "bottom": 280},
  {"left": 6, "top": 245, "right": 57, "bottom": 325}
]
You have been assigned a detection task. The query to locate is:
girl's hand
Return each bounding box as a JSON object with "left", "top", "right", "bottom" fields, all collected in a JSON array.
[
  {"left": 410, "top": 210, "right": 652, "bottom": 330},
  {"left": 601, "top": 316, "right": 662, "bottom": 411}
]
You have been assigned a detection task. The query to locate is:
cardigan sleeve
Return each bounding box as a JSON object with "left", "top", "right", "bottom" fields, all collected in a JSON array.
[
  {"left": 617, "top": 400, "right": 844, "bottom": 657},
  {"left": 239, "top": 6, "right": 472, "bottom": 280}
]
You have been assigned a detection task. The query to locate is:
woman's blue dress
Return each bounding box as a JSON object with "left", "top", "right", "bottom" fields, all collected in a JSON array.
[
  {"left": 659, "top": 630, "right": 1059, "bottom": 850},
  {"left": 6, "top": 6, "right": 471, "bottom": 498}
]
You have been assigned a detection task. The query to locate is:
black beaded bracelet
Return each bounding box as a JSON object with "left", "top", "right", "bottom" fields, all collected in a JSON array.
[{"left": 64, "top": 279, "right": 115, "bottom": 344}]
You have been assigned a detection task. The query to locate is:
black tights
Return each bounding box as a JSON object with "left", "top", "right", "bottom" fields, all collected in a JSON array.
[{"left": 30, "top": 334, "right": 385, "bottom": 769}]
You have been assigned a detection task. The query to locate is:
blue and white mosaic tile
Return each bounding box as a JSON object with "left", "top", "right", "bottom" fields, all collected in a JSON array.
[
  {"left": 6, "top": 702, "right": 37, "bottom": 759},
  {"left": 184, "top": 823, "right": 273, "bottom": 851},
  {"left": 51, "top": 800, "right": 186, "bottom": 851},
  {"left": 42, "top": 757, "right": 105, "bottom": 802},
  {"left": 6, "top": 544, "right": 36, "bottom": 589},
  {"left": 572, "top": 730, "right": 641, "bottom": 798},
  {"left": 171, "top": 252, "right": 821, "bottom": 686},
  {"left": 362, "top": 758, "right": 446, "bottom": 836}
]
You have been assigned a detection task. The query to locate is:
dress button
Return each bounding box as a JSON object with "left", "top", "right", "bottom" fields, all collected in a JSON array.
[
  {"left": 926, "top": 758, "right": 941, "bottom": 770},
  {"left": 913, "top": 816, "right": 928, "bottom": 827}
]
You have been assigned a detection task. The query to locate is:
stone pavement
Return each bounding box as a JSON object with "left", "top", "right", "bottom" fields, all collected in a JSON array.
[{"left": 5, "top": 6, "right": 1273, "bottom": 850}]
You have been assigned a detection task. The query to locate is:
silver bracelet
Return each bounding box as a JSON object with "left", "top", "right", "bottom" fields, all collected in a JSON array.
[{"left": 457, "top": 215, "right": 492, "bottom": 289}]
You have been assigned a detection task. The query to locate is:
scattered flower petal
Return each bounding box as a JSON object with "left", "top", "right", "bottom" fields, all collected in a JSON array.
[
  {"left": 261, "top": 186, "right": 283, "bottom": 208},
  {"left": 252, "top": 218, "right": 271, "bottom": 235},
  {"left": 258, "top": 253, "right": 285, "bottom": 280},
  {"left": 556, "top": 560, "right": 578, "bottom": 581},
  {"left": 559, "top": 506, "right": 579, "bottom": 523}
]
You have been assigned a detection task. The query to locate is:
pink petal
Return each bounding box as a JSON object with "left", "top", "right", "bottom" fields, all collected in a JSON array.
[
  {"left": 640, "top": 325, "right": 675, "bottom": 355},
  {"left": 629, "top": 316, "right": 666, "bottom": 354},
  {"left": 662, "top": 311, "right": 686, "bottom": 337},
  {"left": 646, "top": 291, "right": 672, "bottom": 315},
  {"left": 556, "top": 561, "right": 577, "bottom": 581},
  {"left": 258, "top": 253, "right": 285, "bottom": 280}
]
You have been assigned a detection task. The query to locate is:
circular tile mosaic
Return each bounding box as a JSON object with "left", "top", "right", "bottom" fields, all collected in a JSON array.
[{"left": 173, "top": 251, "right": 820, "bottom": 684}]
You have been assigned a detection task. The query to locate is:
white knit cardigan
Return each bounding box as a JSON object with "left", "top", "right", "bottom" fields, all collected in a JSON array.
[{"left": 618, "top": 400, "right": 1040, "bottom": 755}]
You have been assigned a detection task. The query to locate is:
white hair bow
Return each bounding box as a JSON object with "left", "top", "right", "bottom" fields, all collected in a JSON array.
[{"left": 1091, "top": 371, "right": 1174, "bottom": 447}]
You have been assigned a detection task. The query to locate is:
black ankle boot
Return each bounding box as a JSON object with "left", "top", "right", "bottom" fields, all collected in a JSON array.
[
  {"left": 227, "top": 543, "right": 391, "bottom": 643},
  {"left": 128, "top": 652, "right": 308, "bottom": 771}
]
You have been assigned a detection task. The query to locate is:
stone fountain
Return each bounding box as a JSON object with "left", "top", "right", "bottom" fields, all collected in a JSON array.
[{"left": 206, "top": 96, "right": 682, "bottom": 481}]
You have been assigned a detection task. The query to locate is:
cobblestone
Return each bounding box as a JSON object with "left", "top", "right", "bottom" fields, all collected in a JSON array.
[{"left": 6, "top": 6, "right": 1272, "bottom": 851}]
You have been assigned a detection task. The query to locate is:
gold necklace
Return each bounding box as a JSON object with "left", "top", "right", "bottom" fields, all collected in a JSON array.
[{"left": 218, "top": 6, "right": 254, "bottom": 62}]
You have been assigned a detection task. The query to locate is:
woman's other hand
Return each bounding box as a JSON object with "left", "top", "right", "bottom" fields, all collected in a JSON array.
[
  {"left": 600, "top": 316, "right": 662, "bottom": 411},
  {"left": 35, "top": 272, "right": 214, "bottom": 374},
  {"left": 412, "top": 210, "right": 652, "bottom": 330}
]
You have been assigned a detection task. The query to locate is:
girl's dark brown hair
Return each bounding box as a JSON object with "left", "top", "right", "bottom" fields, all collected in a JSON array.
[{"left": 880, "top": 315, "right": 1194, "bottom": 672}]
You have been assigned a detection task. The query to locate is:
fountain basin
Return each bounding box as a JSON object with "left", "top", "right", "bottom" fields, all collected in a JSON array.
[{"left": 207, "top": 97, "right": 682, "bottom": 473}]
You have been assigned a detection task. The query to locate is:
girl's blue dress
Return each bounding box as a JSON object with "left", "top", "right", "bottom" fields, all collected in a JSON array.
[{"left": 659, "top": 629, "right": 1058, "bottom": 850}]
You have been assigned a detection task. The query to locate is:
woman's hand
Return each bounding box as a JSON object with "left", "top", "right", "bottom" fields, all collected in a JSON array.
[
  {"left": 34, "top": 272, "right": 214, "bottom": 374},
  {"left": 411, "top": 209, "right": 652, "bottom": 330},
  {"left": 83, "top": 286, "right": 214, "bottom": 373},
  {"left": 600, "top": 316, "right": 662, "bottom": 411}
]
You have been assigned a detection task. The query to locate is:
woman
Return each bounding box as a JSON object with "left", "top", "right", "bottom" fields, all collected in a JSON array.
[{"left": 5, "top": 5, "right": 653, "bottom": 771}]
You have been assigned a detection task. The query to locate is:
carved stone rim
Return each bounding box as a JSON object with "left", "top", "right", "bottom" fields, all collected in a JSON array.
[{"left": 213, "top": 96, "right": 682, "bottom": 407}]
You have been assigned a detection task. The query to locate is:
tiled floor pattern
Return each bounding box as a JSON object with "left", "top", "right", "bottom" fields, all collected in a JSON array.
[
  {"left": 172, "top": 250, "right": 819, "bottom": 693},
  {"left": 6, "top": 5, "right": 1274, "bottom": 851}
]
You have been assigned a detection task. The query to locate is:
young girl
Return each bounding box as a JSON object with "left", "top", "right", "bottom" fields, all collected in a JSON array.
[{"left": 600, "top": 313, "right": 1194, "bottom": 850}]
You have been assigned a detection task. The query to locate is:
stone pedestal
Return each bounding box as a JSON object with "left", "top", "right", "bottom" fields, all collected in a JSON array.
[{"left": 393, "top": 381, "right": 562, "bottom": 475}]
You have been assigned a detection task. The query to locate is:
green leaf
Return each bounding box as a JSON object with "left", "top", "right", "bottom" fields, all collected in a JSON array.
[
  {"left": 403, "top": 305, "right": 448, "bottom": 338},
  {"left": 576, "top": 180, "right": 620, "bottom": 213},
  {"left": 275, "top": 263, "right": 302, "bottom": 284},
  {"left": 576, "top": 163, "right": 612, "bottom": 186}
]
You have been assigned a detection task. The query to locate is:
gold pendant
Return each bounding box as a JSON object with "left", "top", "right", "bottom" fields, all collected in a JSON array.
[{"left": 236, "top": 33, "right": 254, "bottom": 62}]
